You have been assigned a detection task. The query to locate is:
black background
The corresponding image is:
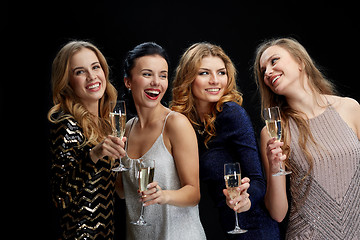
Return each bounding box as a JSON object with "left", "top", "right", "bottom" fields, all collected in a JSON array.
[{"left": 5, "top": 1, "right": 359, "bottom": 239}]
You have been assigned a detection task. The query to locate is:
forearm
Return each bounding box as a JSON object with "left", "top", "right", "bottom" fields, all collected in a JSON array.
[
  {"left": 264, "top": 175, "right": 288, "bottom": 222},
  {"left": 246, "top": 179, "right": 265, "bottom": 210},
  {"left": 164, "top": 185, "right": 200, "bottom": 207},
  {"left": 143, "top": 183, "right": 200, "bottom": 207}
]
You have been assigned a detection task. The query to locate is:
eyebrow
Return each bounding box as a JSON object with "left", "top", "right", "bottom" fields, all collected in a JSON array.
[
  {"left": 199, "top": 67, "right": 226, "bottom": 71},
  {"left": 260, "top": 54, "right": 277, "bottom": 71},
  {"left": 141, "top": 69, "right": 168, "bottom": 73},
  {"left": 72, "top": 61, "right": 100, "bottom": 73}
]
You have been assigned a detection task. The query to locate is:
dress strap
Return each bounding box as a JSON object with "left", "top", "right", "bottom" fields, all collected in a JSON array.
[
  {"left": 161, "top": 111, "right": 174, "bottom": 134},
  {"left": 125, "top": 117, "right": 137, "bottom": 151}
]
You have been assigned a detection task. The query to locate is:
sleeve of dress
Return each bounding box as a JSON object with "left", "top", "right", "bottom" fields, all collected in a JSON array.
[
  {"left": 49, "top": 118, "right": 94, "bottom": 212},
  {"left": 220, "top": 103, "right": 266, "bottom": 210}
]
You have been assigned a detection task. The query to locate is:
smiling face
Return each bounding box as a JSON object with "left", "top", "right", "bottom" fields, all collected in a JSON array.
[
  {"left": 69, "top": 48, "right": 106, "bottom": 112},
  {"left": 259, "top": 45, "right": 303, "bottom": 95},
  {"left": 192, "top": 56, "right": 228, "bottom": 111},
  {"left": 124, "top": 54, "right": 168, "bottom": 109}
]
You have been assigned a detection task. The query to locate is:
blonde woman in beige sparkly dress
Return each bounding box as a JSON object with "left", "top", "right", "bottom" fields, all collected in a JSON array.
[{"left": 254, "top": 38, "right": 360, "bottom": 239}]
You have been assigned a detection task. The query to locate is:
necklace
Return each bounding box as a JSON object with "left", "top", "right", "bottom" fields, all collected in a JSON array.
[
  {"left": 197, "top": 128, "right": 205, "bottom": 135},
  {"left": 197, "top": 124, "right": 206, "bottom": 135}
]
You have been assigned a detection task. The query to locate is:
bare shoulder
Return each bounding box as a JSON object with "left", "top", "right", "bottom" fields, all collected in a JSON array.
[
  {"left": 328, "top": 95, "right": 360, "bottom": 138},
  {"left": 328, "top": 95, "right": 360, "bottom": 113},
  {"left": 164, "top": 111, "right": 196, "bottom": 143},
  {"left": 166, "top": 111, "right": 193, "bottom": 130}
]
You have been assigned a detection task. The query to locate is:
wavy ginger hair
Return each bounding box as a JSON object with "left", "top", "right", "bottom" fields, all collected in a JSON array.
[
  {"left": 47, "top": 41, "right": 117, "bottom": 146},
  {"left": 171, "top": 42, "right": 243, "bottom": 146},
  {"left": 254, "top": 38, "right": 336, "bottom": 174}
]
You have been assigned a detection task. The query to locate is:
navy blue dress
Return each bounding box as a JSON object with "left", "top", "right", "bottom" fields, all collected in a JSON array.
[{"left": 197, "top": 102, "right": 280, "bottom": 240}]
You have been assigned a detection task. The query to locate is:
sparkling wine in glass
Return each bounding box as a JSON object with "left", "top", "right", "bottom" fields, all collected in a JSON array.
[
  {"left": 263, "top": 106, "right": 292, "bottom": 176},
  {"left": 131, "top": 158, "right": 155, "bottom": 226},
  {"left": 110, "top": 100, "right": 130, "bottom": 172},
  {"left": 224, "top": 162, "right": 247, "bottom": 234}
]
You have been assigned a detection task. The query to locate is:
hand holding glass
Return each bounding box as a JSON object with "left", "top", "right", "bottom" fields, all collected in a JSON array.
[
  {"left": 131, "top": 158, "right": 155, "bottom": 226},
  {"left": 224, "top": 162, "right": 247, "bottom": 234},
  {"left": 110, "top": 100, "right": 129, "bottom": 171},
  {"left": 263, "top": 107, "right": 291, "bottom": 176}
]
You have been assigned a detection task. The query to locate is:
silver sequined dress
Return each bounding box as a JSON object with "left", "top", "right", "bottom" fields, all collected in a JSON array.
[
  {"left": 122, "top": 112, "right": 206, "bottom": 240},
  {"left": 287, "top": 105, "right": 360, "bottom": 239}
]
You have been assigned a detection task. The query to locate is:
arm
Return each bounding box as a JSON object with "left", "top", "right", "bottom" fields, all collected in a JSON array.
[
  {"left": 260, "top": 127, "right": 288, "bottom": 222},
  {"left": 50, "top": 119, "right": 127, "bottom": 208},
  {"left": 50, "top": 119, "right": 93, "bottom": 210},
  {"left": 143, "top": 112, "right": 200, "bottom": 207},
  {"left": 115, "top": 118, "right": 136, "bottom": 199},
  {"left": 221, "top": 103, "right": 266, "bottom": 210}
]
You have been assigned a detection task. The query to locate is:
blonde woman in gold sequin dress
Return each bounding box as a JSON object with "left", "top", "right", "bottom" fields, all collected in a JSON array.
[
  {"left": 48, "top": 41, "right": 126, "bottom": 240},
  {"left": 254, "top": 38, "right": 360, "bottom": 239}
]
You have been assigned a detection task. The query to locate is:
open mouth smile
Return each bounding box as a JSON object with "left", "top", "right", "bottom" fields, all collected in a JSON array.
[
  {"left": 271, "top": 75, "right": 281, "bottom": 85},
  {"left": 144, "top": 89, "right": 161, "bottom": 100},
  {"left": 86, "top": 82, "right": 101, "bottom": 91}
]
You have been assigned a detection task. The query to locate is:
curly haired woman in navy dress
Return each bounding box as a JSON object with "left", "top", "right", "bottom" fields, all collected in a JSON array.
[{"left": 171, "top": 42, "right": 280, "bottom": 239}]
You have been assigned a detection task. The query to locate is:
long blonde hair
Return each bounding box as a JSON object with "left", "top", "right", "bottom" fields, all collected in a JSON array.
[
  {"left": 47, "top": 40, "right": 117, "bottom": 146},
  {"left": 253, "top": 38, "right": 336, "bottom": 173},
  {"left": 171, "top": 42, "right": 243, "bottom": 146}
]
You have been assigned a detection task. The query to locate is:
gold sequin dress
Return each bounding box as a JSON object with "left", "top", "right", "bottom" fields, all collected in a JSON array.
[{"left": 50, "top": 117, "right": 116, "bottom": 240}]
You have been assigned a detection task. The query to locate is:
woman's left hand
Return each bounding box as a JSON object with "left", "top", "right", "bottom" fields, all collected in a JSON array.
[
  {"left": 223, "top": 177, "right": 251, "bottom": 213},
  {"left": 140, "top": 181, "right": 167, "bottom": 206}
]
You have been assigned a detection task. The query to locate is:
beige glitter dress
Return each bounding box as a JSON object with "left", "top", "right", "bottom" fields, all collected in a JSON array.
[{"left": 287, "top": 105, "right": 360, "bottom": 239}]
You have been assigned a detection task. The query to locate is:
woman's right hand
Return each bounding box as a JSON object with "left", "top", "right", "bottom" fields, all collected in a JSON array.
[
  {"left": 266, "top": 137, "right": 287, "bottom": 175},
  {"left": 90, "top": 135, "right": 127, "bottom": 163}
]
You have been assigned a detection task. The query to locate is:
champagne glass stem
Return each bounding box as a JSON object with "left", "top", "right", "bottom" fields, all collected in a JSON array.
[
  {"left": 234, "top": 211, "right": 240, "bottom": 230},
  {"left": 139, "top": 204, "right": 145, "bottom": 220}
]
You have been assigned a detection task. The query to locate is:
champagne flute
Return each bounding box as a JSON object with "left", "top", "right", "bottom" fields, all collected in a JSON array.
[
  {"left": 224, "top": 162, "right": 248, "bottom": 234},
  {"left": 110, "top": 100, "right": 130, "bottom": 172},
  {"left": 131, "top": 158, "right": 155, "bottom": 226},
  {"left": 263, "top": 106, "right": 292, "bottom": 176}
]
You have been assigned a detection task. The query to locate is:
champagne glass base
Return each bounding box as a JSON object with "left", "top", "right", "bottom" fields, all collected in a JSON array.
[
  {"left": 272, "top": 170, "right": 292, "bottom": 176},
  {"left": 112, "top": 165, "right": 130, "bottom": 172},
  {"left": 131, "top": 219, "right": 151, "bottom": 226},
  {"left": 228, "top": 227, "right": 247, "bottom": 234}
]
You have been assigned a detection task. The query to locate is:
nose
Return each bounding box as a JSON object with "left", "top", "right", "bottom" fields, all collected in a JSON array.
[
  {"left": 264, "top": 68, "right": 273, "bottom": 81},
  {"left": 209, "top": 73, "right": 219, "bottom": 85},
  {"left": 150, "top": 75, "right": 161, "bottom": 86},
  {"left": 87, "top": 71, "right": 97, "bottom": 81}
]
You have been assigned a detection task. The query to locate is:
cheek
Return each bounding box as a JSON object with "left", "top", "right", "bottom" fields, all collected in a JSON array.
[
  {"left": 221, "top": 75, "right": 228, "bottom": 87},
  {"left": 191, "top": 77, "right": 204, "bottom": 98},
  {"left": 69, "top": 76, "right": 84, "bottom": 93},
  {"left": 263, "top": 78, "right": 272, "bottom": 88},
  {"left": 161, "top": 80, "right": 168, "bottom": 92}
]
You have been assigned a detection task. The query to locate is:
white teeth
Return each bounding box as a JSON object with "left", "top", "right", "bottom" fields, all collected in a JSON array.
[
  {"left": 88, "top": 83, "right": 99, "bottom": 89},
  {"left": 272, "top": 76, "right": 280, "bottom": 84},
  {"left": 206, "top": 88, "right": 220, "bottom": 92},
  {"left": 145, "top": 90, "right": 160, "bottom": 95}
]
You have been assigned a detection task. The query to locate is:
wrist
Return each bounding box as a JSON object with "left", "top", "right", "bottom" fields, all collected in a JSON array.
[{"left": 89, "top": 148, "right": 99, "bottom": 164}]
